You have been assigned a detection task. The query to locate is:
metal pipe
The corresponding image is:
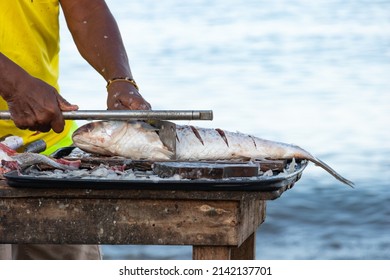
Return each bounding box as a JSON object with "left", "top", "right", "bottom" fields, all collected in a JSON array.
[{"left": 0, "top": 110, "right": 213, "bottom": 121}]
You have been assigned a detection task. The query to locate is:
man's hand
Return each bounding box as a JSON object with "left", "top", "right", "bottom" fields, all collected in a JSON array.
[
  {"left": 107, "top": 82, "right": 151, "bottom": 110},
  {"left": 6, "top": 76, "right": 78, "bottom": 133}
]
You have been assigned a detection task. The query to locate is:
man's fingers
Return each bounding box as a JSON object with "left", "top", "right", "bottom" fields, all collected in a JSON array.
[
  {"left": 50, "top": 117, "right": 66, "bottom": 133},
  {"left": 56, "top": 94, "right": 79, "bottom": 111}
]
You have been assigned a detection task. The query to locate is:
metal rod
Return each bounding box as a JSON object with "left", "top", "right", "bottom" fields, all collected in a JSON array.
[{"left": 0, "top": 110, "right": 213, "bottom": 121}]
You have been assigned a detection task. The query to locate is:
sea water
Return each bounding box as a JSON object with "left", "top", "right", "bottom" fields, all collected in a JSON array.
[{"left": 59, "top": 0, "right": 390, "bottom": 259}]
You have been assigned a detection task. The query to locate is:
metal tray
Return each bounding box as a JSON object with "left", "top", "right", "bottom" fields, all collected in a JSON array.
[{"left": 4, "top": 161, "right": 307, "bottom": 191}]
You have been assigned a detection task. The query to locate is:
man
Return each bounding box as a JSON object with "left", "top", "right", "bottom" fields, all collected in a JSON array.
[{"left": 0, "top": 0, "right": 151, "bottom": 259}]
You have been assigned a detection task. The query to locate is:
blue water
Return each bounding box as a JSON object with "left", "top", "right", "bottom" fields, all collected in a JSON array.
[{"left": 59, "top": 0, "right": 390, "bottom": 259}]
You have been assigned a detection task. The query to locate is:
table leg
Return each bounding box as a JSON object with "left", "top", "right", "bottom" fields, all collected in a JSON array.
[
  {"left": 231, "top": 233, "right": 255, "bottom": 260},
  {"left": 192, "top": 233, "right": 256, "bottom": 260},
  {"left": 192, "top": 246, "right": 231, "bottom": 260}
]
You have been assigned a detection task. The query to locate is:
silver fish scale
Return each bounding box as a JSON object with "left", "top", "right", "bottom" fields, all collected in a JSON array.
[{"left": 175, "top": 126, "right": 261, "bottom": 160}]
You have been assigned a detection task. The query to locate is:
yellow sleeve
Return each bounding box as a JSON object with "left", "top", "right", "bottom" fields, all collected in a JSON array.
[{"left": 0, "top": 0, "right": 76, "bottom": 153}]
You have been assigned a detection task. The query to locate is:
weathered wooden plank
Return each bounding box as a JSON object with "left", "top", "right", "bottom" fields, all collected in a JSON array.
[
  {"left": 237, "top": 199, "right": 266, "bottom": 245},
  {"left": 0, "top": 197, "right": 249, "bottom": 246},
  {"left": 0, "top": 180, "right": 286, "bottom": 201}
]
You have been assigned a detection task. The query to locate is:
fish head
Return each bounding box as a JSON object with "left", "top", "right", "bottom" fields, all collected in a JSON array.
[
  {"left": 72, "top": 121, "right": 127, "bottom": 156},
  {"left": 72, "top": 121, "right": 174, "bottom": 160}
]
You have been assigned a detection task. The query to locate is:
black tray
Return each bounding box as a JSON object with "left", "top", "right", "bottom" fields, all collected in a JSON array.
[{"left": 4, "top": 161, "right": 307, "bottom": 191}]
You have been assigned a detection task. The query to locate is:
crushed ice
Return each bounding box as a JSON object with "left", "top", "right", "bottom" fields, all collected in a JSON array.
[{"left": 19, "top": 149, "right": 306, "bottom": 182}]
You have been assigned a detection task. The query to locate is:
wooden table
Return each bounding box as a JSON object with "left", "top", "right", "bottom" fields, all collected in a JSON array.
[{"left": 0, "top": 179, "right": 293, "bottom": 260}]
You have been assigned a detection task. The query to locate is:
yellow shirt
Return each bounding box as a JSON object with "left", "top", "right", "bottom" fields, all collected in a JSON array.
[{"left": 0, "top": 0, "right": 75, "bottom": 154}]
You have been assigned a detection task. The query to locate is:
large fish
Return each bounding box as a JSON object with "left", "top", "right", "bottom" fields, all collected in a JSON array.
[{"left": 72, "top": 121, "right": 354, "bottom": 187}]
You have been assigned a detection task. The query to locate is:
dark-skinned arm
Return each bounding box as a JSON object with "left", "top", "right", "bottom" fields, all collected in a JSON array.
[
  {"left": 0, "top": 52, "right": 78, "bottom": 133},
  {"left": 60, "top": 0, "right": 151, "bottom": 110}
]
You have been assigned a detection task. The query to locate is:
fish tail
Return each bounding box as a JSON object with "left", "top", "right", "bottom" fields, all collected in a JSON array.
[
  {"left": 306, "top": 155, "right": 354, "bottom": 188},
  {"left": 285, "top": 143, "right": 354, "bottom": 188}
]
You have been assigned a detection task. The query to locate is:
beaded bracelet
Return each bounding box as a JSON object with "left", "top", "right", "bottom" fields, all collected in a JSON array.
[{"left": 106, "top": 77, "right": 139, "bottom": 91}]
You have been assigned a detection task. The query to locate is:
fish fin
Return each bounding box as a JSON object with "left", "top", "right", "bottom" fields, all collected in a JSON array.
[
  {"left": 153, "top": 147, "right": 174, "bottom": 160},
  {"left": 137, "top": 121, "right": 159, "bottom": 131}
]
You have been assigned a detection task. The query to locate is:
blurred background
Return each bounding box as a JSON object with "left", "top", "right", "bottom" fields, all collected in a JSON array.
[{"left": 59, "top": 0, "right": 389, "bottom": 259}]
